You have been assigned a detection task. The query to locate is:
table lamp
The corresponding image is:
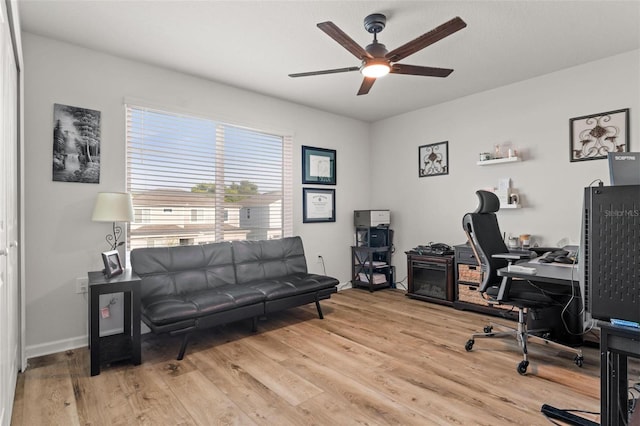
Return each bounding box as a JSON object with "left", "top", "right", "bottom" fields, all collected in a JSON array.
[{"left": 91, "top": 192, "right": 134, "bottom": 250}]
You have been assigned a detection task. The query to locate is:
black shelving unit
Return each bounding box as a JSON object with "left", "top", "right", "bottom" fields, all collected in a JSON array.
[{"left": 351, "top": 245, "right": 392, "bottom": 291}]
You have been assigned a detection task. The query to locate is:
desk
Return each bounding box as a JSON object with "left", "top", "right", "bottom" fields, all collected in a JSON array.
[
  {"left": 88, "top": 270, "right": 141, "bottom": 376},
  {"left": 498, "top": 261, "right": 583, "bottom": 346},
  {"left": 499, "top": 260, "right": 580, "bottom": 285},
  {"left": 600, "top": 323, "right": 640, "bottom": 426}
]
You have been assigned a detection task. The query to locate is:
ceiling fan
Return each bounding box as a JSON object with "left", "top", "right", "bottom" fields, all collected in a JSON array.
[{"left": 289, "top": 14, "right": 467, "bottom": 95}]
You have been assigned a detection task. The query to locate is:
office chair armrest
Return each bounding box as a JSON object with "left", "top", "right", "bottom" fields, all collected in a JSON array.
[
  {"left": 492, "top": 251, "right": 534, "bottom": 262},
  {"left": 496, "top": 276, "right": 512, "bottom": 302},
  {"left": 491, "top": 252, "right": 531, "bottom": 302}
]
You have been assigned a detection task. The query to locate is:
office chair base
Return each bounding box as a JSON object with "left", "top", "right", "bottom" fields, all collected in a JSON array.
[{"left": 465, "top": 320, "right": 585, "bottom": 375}]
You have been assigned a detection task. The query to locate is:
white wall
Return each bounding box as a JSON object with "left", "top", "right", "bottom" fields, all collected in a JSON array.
[
  {"left": 371, "top": 50, "right": 640, "bottom": 282},
  {"left": 22, "top": 31, "right": 639, "bottom": 357},
  {"left": 22, "top": 33, "right": 370, "bottom": 358}
]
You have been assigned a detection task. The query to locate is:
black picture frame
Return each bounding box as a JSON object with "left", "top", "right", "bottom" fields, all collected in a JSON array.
[
  {"left": 419, "top": 141, "right": 449, "bottom": 177},
  {"left": 101, "top": 250, "right": 123, "bottom": 278},
  {"left": 569, "top": 108, "right": 629, "bottom": 162},
  {"left": 302, "top": 146, "right": 336, "bottom": 185},
  {"left": 302, "top": 188, "right": 336, "bottom": 223}
]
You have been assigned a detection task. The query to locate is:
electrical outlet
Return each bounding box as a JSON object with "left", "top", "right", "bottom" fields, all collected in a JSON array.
[{"left": 76, "top": 277, "right": 88, "bottom": 294}]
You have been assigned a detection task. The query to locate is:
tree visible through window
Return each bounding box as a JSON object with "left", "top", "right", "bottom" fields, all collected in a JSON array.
[{"left": 126, "top": 105, "right": 292, "bottom": 249}]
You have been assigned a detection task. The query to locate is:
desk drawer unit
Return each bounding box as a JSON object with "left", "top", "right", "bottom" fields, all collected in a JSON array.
[{"left": 453, "top": 244, "right": 515, "bottom": 317}]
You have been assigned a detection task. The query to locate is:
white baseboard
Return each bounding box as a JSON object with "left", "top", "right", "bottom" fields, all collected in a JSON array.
[
  {"left": 25, "top": 335, "right": 88, "bottom": 362},
  {"left": 25, "top": 326, "right": 152, "bottom": 365},
  {"left": 337, "top": 281, "right": 352, "bottom": 291}
]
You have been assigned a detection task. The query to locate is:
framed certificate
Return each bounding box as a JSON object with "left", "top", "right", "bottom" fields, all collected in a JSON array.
[
  {"left": 303, "top": 188, "right": 336, "bottom": 223},
  {"left": 302, "top": 146, "right": 336, "bottom": 185}
]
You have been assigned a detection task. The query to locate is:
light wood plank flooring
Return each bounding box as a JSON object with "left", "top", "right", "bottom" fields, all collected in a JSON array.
[{"left": 12, "top": 289, "right": 618, "bottom": 425}]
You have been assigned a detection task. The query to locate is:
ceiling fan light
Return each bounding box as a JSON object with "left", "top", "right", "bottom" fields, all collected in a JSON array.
[{"left": 361, "top": 62, "right": 390, "bottom": 78}]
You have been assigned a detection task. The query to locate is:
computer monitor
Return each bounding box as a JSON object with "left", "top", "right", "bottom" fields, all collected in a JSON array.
[{"left": 608, "top": 152, "right": 640, "bottom": 185}]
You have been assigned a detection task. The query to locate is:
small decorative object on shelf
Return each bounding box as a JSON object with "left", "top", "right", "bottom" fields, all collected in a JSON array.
[{"left": 477, "top": 143, "right": 519, "bottom": 165}]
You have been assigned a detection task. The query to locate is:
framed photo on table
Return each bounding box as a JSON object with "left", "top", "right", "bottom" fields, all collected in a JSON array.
[
  {"left": 101, "top": 250, "right": 123, "bottom": 278},
  {"left": 302, "top": 146, "right": 336, "bottom": 185},
  {"left": 303, "top": 188, "right": 336, "bottom": 223}
]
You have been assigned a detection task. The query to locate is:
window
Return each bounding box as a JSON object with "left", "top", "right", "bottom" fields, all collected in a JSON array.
[
  {"left": 126, "top": 105, "right": 292, "bottom": 249},
  {"left": 190, "top": 209, "right": 204, "bottom": 223}
]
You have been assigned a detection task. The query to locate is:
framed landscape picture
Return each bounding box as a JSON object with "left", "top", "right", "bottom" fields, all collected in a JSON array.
[{"left": 52, "top": 103, "right": 101, "bottom": 183}]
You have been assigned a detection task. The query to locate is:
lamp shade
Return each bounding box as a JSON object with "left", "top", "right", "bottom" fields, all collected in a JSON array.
[{"left": 91, "top": 192, "right": 134, "bottom": 222}]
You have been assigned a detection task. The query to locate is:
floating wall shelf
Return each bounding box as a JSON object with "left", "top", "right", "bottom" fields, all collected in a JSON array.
[
  {"left": 500, "top": 203, "right": 521, "bottom": 209},
  {"left": 477, "top": 157, "right": 521, "bottom": 166}
]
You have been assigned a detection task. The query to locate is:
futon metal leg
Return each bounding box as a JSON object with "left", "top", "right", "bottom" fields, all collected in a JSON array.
[
  {"left": 177, "top": 333, "right": 190, "bottom": 361},
  {"left": 315, "top": 299, "right": 324, "bottom": 319},
  {"left": 251, "top": 316, "right": 258, "bottom": 332}
]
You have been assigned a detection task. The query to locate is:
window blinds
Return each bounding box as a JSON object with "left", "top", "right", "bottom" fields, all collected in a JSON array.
[{"left": 125, "top": 105, "right": 292, "bottom": 249}]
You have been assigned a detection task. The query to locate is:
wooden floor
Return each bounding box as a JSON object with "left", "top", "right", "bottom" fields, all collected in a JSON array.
[{"left": 12, "top": 289, "right": 616, "bottom": 425}]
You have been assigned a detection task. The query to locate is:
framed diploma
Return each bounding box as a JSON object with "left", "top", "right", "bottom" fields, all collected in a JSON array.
[
  {"left": 302, "top": 146, "right": 336, "bottom": 185},
  {"left": 303, "top": 188, "right": 336, "bottom": 223}
]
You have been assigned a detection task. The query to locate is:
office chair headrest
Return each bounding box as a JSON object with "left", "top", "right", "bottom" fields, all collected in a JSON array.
[{"left": 474, "top": 190, "right": 500, "bottom": 214}]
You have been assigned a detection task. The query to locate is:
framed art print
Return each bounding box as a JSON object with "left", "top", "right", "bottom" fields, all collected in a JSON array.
[
  {"left": 570, "top": 108, "right": 629, "bottom": 162},
  {"left": 52, "top": 103, "right": 102, "bottom": 183},
  {"left": 419, "top": 141, "right": 449, "bottom": 177},
  {"left": 302, "top": 188, "right": 336, "bottom": 223},
  {"left": 302, "top": 146, "right": 336, "bottom": 185}
]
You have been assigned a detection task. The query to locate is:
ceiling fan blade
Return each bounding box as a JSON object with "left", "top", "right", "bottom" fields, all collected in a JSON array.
[
  {"left": 391, "top": 64, "right": 454, "bottom": 77},
  {"left": 289, "top": 66, "right": 360, "bottom": 78},
  {"left": 386, "top": 16, "right": 467, "bottom": 63},
  {"left": 357, "top": 77, "right": 376, "bottom": 96},
  {"left": 317, "top": 21, "right": 373, "bottom": 60}
]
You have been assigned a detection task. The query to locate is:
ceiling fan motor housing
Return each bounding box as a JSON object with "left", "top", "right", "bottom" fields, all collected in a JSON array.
[
  {"left": 364, "top": 13, "right": 386, "bottom": 34},
  {"left": 365, "top": 41, "right": 388, "bottom": 57}
]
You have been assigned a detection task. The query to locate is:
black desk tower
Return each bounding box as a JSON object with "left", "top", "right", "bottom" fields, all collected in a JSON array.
[{"left": 582, "top": 184, "right": 640, "bottom": 324}]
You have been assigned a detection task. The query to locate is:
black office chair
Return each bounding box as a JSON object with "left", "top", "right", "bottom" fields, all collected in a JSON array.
[{"left": 462, "top": 190, "right": 584, "bottom": 375}]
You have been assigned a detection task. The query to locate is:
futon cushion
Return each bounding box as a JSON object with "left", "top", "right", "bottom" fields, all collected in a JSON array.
[
  {"left": 232, "top": 237, "right": 307, "bottom": 283},
  {"left": 131, "top": 242, "right": 237, "bottom": 300},
  {"left": 141, "top": 284, "right": 265, "bottom": 325},
  {"left": 246, "top": 273, "right": 340, "bottom": 300}
]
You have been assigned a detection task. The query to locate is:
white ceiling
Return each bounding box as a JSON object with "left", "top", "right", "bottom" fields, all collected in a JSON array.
[{"left": 18, "top": 1, "right": 640, "bottom": 122}]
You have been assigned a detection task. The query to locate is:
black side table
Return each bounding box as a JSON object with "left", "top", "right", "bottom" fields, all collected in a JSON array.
[
  {"left": 88, "top": 269, "right": 141, "bottom": 376},
  {"left": 600, "top": 323, "right": 640, "bottom": 426}
]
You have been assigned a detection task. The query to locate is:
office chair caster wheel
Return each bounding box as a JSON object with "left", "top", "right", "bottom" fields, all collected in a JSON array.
[
  {"left": 574, "top": 355, "right": 584, "bottom": 367},
  {"left": 517, "top": 360, "right": 529, "bottom": 375},
  {"left": 483, "top": 326, "right": 493, "bottom": 334},
  {"left": 465, "top": 339, "right": 474, "bottom": 351}
]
